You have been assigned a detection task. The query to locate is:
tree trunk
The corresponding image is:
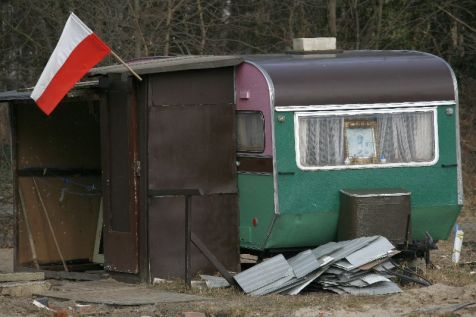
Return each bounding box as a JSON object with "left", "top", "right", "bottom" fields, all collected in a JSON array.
[
  {"left": 375, "top": 0, "right": 384, "bottom": 49},
  {"left": 328, "top": 0, "right": 337, "bottom": 37},
  {"left": 163, "top": 0, "right": 173, "bottom": 56},
  {"left": 196, "top": 0, "right": 206, "bottom": 55},
  {"left": 353, "top": 0, "right": 360, "bottom": 49}
]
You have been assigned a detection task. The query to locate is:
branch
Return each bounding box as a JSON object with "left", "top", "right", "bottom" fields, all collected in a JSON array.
[
  {"left": 437, "top": 5, "right": 476, "bottom": 33},
  {"left": 4, "top": 19, "right": 43, "bottom": 49}
]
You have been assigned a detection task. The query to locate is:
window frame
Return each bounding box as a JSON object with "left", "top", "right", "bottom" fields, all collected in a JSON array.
[
  {"left": 294, "top": 107, "right": 439, "bottom": 171},
  {"left": 236, "top": 110, "right": 266, "bottom": 154}
]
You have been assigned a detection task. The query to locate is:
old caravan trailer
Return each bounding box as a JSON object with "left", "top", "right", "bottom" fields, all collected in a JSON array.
[
  {"left": 235, "top": 51, "right": 462, "bottom": 252},
  {"left": 0, "top": 51, "right": 462, "bottom": 282}
]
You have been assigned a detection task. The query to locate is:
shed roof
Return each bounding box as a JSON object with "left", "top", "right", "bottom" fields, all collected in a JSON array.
[
  {"left": 0, "top": 81, "right": 99, "bottom": 103},
  {"left": 89, "top": 55, "right": 243, "bottom": 76},
  {"left": 247, "top": 51, "right": 456, "bottom": 107},
  {"left": 0, "top": 90, "right": 32, "bottom": 101}
]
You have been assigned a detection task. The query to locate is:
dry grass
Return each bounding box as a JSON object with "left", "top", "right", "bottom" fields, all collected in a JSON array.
[
  {"left": 424, "top": 236, "right": 476, "bottom": 286},
  {"left": 148, "top": 213, "right": 476, "bottom": 316}
]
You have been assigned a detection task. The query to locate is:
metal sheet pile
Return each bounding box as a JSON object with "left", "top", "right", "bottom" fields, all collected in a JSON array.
[{"left": 233, "top": 236, "right": 402, "bottom": 296}]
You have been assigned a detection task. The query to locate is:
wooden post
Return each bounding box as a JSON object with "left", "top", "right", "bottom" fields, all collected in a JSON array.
[
  {"left": 110, "top": 51, "right": 143, "bottom": 81},
  {"left": 184, "top": 195, "right": 192, "bottom": 288},
  {"left": 191, "top": 232, "right": 236, "bottom": 287}
]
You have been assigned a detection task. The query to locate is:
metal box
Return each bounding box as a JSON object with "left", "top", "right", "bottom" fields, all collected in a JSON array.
[{"left": 338, "top": 188, "right": 411, "bottom": 245}]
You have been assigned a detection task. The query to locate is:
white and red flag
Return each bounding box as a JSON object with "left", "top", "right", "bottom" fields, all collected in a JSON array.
[{"left": 31, "top": 13, "right": 111, "bottom": 115}]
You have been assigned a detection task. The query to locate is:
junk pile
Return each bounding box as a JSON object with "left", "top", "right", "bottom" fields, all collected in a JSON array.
[{"left": 233, "top": 236, "right": 403, "bottom": 296}]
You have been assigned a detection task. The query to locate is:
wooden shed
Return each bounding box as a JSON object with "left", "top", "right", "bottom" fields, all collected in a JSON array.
[{"left": 0, "top": 56, "right": 243, "bottom": 282}]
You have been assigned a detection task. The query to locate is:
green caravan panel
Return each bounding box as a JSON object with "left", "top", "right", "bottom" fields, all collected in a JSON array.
[
  {"left": 238, "top": 174, "right": 275, "bottom": 250},
  {"left": 268, "top": 106, "right": 460, "bottom": 249}
]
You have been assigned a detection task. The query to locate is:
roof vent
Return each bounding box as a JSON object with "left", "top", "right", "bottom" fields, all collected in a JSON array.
[{"left": 292, "top": 37, "right": 336, "bottom": 52}]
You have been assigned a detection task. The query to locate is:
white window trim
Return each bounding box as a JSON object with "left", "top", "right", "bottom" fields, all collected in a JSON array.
[
  {"left": 294, "top": 107, "right": 439, "bottom": 171},
  {"left": 277, "top": 100, "right": 454, "bottom": 112}
]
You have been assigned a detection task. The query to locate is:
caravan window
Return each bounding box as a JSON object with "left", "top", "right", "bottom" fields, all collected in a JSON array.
[
  {"left": 237, "top": 111, "right": 265, "bottom": 153},
  {"left": 296, "top": 108, "right": 438, "bottom": 170}
]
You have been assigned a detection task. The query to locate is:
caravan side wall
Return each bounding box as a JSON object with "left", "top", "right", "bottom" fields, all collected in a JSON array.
[{"left": 268, "top": 105, "right": 460, "bottom": 249}]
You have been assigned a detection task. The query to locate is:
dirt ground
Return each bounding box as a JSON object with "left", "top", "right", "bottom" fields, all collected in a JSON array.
[{"left": 0, "top": 218, "right": 474, "bottom": 317}]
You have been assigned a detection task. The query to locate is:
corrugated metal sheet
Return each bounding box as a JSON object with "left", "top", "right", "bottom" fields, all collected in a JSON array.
[
  {"left": 286, "top": 268, "right": 328, "bottom": 295},
  {"left": 360, "top": 273, "right": 391, "bottom": 285},
  {"left": 345, "top": 236, "right": 395, "bottom": 268},
  {"left": 336, "top": 281, "right": 402, "bottom": 296},
  {"left": 287, "top": 249, "right": 321, "bottom": 278},
  {"left": 235, "top": 236, "right": 402, "bottom": 296},
  {"left": 311, "top": 241, "right": 341, "bottom": 258},
  {"left": 250, "top": 267, "right": 294, "bottom": 296},
  {"left": 233, "top": 254, "right": 291, "bottom": 293}
]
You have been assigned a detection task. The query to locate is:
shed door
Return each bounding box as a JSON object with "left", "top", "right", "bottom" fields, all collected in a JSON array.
[
  {"left": 147, "top": 103, "right": 240, "bottom": 279},
  {"left": 101, "top": 76, "right": 139, "bottom": 273}
]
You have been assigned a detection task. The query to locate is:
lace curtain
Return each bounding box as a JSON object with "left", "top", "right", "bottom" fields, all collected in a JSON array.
[
  {"left": 237, "top": 112, "right": 265, "bottom": 152},
  {"left": 299, "top": 111, "right": 435, "bottom": 167}
]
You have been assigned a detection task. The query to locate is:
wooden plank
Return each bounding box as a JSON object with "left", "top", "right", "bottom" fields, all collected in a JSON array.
[
  {"left": 0, "top": 272, "right": 44, "bottom": 282},
  {"left": 43, "top": 271, "right": 105, "bottom": 281},
  {"left": 191, "top": 232, "right": 236, "bottom": 287},
  {"left": 92, "top": 198, "right": 104, "bottom": 264}
]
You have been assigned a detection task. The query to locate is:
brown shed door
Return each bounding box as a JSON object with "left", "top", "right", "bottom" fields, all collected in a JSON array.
[{"left": 101, "top": 78, "right": 139, "bottom": 273}]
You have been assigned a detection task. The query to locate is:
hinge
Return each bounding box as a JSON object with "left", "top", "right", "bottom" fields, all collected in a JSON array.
[{"left": 134, "top": 160, "right": 141, "bottom": 177}]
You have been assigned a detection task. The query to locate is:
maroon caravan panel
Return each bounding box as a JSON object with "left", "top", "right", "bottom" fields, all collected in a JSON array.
[{"left": 147, "top": 68, "right": 240, "bottom": 280}]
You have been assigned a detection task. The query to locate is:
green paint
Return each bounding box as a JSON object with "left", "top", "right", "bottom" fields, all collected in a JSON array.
[
  {"left": 263, "top": 205, "right": 460, "bottom": 249},
  {"left": 238, "top": 106, "right": 462, "bottom": 251},
  {"left": 238, "top": 174, "right": 275, "bottom": 250}
]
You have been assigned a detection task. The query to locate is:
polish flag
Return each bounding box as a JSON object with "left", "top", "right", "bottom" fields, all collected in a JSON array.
[{"left": 31, "top": 13, "right": 111, "bottom": 115}]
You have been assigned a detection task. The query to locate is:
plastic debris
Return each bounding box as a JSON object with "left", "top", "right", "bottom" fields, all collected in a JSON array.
[{"left": 452, "top": 229, "right": 464, "bottom": 264}]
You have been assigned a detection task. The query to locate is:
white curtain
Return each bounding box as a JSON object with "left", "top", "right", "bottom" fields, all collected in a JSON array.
[
  {"left": 237, "top": 112, "right": 265, "bottom": 152},
  {"left": 378, "top": 112, "right": 434, "bottom": 163},
  {"left": 299, "top": 117, "right": 344, "bottom": 166},
  {"left": 299, "top": 111, "right": 434, "bottom": 167}
]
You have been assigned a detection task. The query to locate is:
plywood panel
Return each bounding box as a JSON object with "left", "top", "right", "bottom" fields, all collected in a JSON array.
[{"left": 17, "top": 177, "right": 100, "bottom": 265}]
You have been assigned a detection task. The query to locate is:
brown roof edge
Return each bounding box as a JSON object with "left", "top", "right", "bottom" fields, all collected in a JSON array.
[{"left": 89, "top": 55, "right": 244, "bottom": 77}]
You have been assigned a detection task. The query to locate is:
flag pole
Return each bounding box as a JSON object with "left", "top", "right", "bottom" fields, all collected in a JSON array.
[{"left": 110, "top": 50, "right": 143, "bottom": 81}]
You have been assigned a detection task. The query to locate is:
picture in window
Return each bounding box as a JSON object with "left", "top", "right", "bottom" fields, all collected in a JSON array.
[{"left": 344, "top": 120, "right": 378, "bottom": 164}]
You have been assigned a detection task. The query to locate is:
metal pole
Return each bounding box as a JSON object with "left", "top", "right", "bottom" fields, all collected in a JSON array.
[{"left": 184, "top": 195, "right": 192, "bottom": 288}]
